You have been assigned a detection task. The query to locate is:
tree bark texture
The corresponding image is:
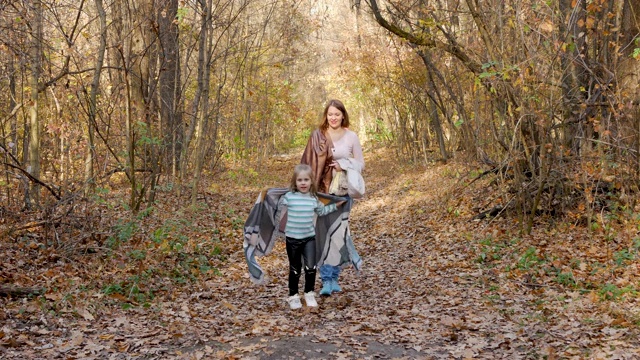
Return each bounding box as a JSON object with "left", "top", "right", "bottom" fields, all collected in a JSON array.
[
  {"left": 158, "top": 0, "right": 183, "bottom": 177},
  {"left": 27, "top": 0, "right": 44, "bottom": 207}
]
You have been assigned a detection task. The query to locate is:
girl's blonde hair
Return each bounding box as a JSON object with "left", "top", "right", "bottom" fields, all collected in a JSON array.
[{"left": 289, "top": 164, "right": 318, "bottom": 195}]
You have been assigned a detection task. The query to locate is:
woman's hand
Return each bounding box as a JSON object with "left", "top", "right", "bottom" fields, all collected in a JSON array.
[{"left": 330, "top": 161, "right": 343, "bottom": 172}]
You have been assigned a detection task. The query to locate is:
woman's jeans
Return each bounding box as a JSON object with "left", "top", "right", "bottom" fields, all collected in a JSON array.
[
  {"left": 319, "top": 264, "right": 341, "bottom": 283},
  {"left": 285, "top": 236, "right": 316, "bottom": 296}
]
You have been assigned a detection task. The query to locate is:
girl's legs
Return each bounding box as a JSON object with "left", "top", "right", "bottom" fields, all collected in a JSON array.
[
  {"left": 301, "top": 237, "right": 317, "bottom": 294},
  {"left": 285, "top": 237, "right": 304, "bottom": 296}
]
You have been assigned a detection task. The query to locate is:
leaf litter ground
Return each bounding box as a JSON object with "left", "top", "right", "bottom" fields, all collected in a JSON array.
[{"left": 1, "top": 148, "right": 639, "bottom": 359}]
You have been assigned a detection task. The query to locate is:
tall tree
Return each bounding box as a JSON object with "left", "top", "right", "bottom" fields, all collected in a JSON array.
[
  {"left": 27, "top": 0, "right": 44, "bottom": 207},
  {"left": 157, "top": 0, "right": 183, "bottom": 177},
  {"left": 84, "top": 0, "right": 107, "bottom": 195},
  {"left": 187, "top": 0, "right": 214, "bottom": 204}
]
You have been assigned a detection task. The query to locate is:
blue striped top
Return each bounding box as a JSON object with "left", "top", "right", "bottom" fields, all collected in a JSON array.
[{"left": 281, "top": 191, "right": 337, "bottom": 239}]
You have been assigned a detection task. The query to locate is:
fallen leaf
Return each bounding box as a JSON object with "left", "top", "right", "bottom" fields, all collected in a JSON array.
[{"left": 76, "top": 308, "right": 95, "bottom": 321}]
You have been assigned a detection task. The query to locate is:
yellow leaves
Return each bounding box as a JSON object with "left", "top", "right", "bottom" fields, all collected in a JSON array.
[
  {"left": 417, "top": 18, "right": 436, "bottom": 29},
  {"left": 158, "top": 239, "right": 172, "bottom": 253},
  {"left": 209, "top": 183, "right": 221, "bottom": 193}
]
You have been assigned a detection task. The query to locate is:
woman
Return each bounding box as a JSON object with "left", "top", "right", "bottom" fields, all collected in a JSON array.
[{"left": 301, "top": 99, "right": 364, "bottom": 296}]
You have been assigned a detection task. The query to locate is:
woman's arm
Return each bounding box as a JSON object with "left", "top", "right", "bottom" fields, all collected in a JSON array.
[{"left": 351, "top": 132, "right": 364, "bottom": 170}]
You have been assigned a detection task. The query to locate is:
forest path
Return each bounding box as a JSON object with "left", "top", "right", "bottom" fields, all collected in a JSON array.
[{"left": 3, "top": 149, "right": 639, "bottom": 359}]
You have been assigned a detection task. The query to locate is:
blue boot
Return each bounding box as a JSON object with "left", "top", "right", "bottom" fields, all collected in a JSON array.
[
  {"left": 319, "top": 280, "right": 332, "bottom": 296},
  {"left": 331, "top": 279, "right": 342, "bottom": 293}
]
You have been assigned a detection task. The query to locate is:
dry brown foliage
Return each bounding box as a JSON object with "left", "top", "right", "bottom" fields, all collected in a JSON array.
[{"left": 1, "top": 148, "right": 639, "bottom": 359}]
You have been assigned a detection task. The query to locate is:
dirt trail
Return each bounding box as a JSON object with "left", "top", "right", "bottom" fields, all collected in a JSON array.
[{"left": 3, "top": 150, "right": 639, "bottom": 359}]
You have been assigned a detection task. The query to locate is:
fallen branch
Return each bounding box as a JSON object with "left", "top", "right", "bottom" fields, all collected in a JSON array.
[
  {"left": 2, "top": 162, "right": 61, "bottom": 200},
  {"left": 0, "top": 284, "right": 46, "bottom": 297},
  {"left": 9, "top": 219, "right": 52, "bottom": 232},
  {"left": 472, "top": 205, "right": 504, "bottom": 220}
]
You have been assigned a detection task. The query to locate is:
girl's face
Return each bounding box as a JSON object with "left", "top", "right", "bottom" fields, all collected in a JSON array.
[
  {"left": 296, "top": 171, "right": 312, "bottom": 193},
  {"left": 327, "top": 106, "right": 344, "bottom": 130}
]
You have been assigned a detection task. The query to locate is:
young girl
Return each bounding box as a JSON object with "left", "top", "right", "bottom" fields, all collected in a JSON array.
[{"left": 280, "top": 164, "right": 343, "bottom": 309}]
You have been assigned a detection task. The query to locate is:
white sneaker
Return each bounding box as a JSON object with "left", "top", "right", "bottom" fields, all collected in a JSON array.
[
  {"left": 288, "top": 294, "right": 302, "bottom": 310},
  {"left": 304, "top": 292, "right": 318, "bottom": 307}
]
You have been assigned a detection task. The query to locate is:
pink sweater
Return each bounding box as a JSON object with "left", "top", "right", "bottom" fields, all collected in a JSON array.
[{"left": 331, "top": 129, "right": 364, "bottom": 170}]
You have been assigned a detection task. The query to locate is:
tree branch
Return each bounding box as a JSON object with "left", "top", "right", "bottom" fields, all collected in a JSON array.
[
  {"left": 366, "top": 0, "right": 482, "bottom": 74},
  {"left": 2, "top": 162, "right": 61, "bottom": 200}
]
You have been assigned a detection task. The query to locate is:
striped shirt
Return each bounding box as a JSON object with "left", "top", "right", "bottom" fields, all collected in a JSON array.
[{"left": 281, "top": 191, "right": 337, "bottom": 239}]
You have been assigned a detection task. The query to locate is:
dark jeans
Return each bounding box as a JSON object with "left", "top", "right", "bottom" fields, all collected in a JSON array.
[{"left": 285, "top": 236, "right": 317, "bottom": 296}]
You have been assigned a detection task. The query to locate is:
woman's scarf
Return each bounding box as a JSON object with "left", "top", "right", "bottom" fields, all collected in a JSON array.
[{"left": 301, "top": 129, "right": 333, "bottom": 193}]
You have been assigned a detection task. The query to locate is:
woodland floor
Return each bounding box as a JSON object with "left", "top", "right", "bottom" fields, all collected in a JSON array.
[{"left": 2, "top": 148, "right": 640, "bottom": 359}]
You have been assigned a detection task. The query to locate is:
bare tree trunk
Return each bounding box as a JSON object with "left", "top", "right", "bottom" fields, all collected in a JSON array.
[
  {"left": 190, "top": 0, "right": 215, "bottom": 207},
  {"left": 108, "top": 0, "right": 125, "bottom": 87},
  {"left": 84, "top": 0, "right": 107, "bottom": 196},
  {"left": 559, "top": 0, "right": 589, "bottom": 155},
  {"left": 158, "top": 0, "right": 183, "bottom": 179},
  {"left": 4, "top": 35, "right": 18, "bottom": 206},
  {"left": 124, "top": 67, "right": 137, "bottom": 212},
  {"left": 27, "top": 0, "right": 44, "bottom": 208},
  {"left": 619, "top": 0, "right": 640, "bottom": 176},
  {"left": 418, "top": 51, "right": 448, "bottom": 161},
  {"left": 421, "top": 49, "right": 474, "bottom": 154},
  {"left": 118, "top": 26, "right": 138, "bottom": 212},
  {"left": 8, "top": 46, "right": 17, "bottom": 160},
  {"left": 180, "top": 0, "right": 211, "bottom": 195}
]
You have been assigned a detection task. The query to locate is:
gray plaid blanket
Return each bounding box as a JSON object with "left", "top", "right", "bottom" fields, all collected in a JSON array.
[{"left": 243, "top": 188, "right": 362, "bottom": 284}]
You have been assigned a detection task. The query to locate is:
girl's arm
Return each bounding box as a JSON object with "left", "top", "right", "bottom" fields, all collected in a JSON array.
[{"left": 315, "top": 201, "right": 337, "bottom": 216}]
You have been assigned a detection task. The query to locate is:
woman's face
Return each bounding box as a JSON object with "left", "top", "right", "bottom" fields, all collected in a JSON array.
[{"left": 327, "top": 106, "right": 344, "bottom": 130}]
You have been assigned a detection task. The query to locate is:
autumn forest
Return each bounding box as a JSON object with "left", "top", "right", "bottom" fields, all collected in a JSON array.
[{"left": 2, "top": 0, "right": 640, "bottom": 358}]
